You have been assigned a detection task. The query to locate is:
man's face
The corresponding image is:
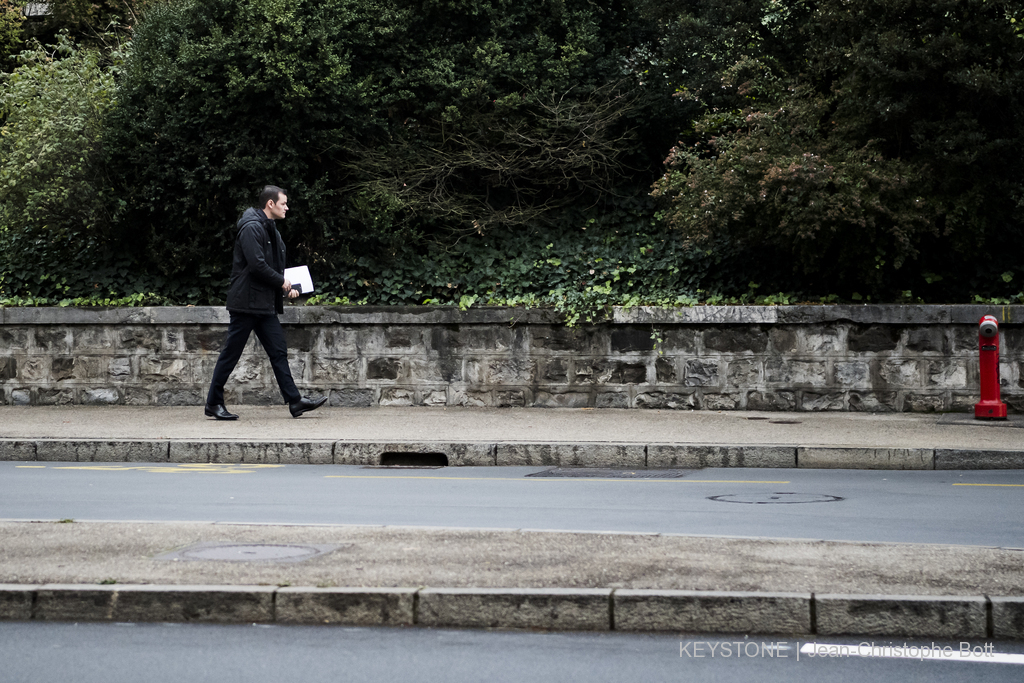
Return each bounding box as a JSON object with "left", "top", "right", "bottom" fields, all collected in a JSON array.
[{"left": 265, "top": 194, "right": 289, "bottom": 220}]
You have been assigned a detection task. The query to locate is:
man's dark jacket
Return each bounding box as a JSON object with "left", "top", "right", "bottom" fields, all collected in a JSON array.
[{"left": 225, "top": 207, "right": 287, "bottom": 315}]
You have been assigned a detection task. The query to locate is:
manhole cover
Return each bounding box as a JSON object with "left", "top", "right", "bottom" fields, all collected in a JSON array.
[
  {"left": 155, "top": 542, "right": 340, "bottom": 563},
  {"left": 527, "top": 468, "right": 693, "bottom": 479},
  {"left": 708, "top": 492, "right": 844, "bottom": 504}
]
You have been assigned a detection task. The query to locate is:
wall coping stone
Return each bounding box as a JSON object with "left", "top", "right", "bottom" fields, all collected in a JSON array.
[{"left": 2, "top": 304, "right": 1021, "bottom": 326}]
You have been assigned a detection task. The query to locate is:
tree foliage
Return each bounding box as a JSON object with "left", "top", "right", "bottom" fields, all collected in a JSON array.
[
  {"left": 0, "top": 34, "right": 126, "bottom": 299},
  {"left": 105, "top": 0, "right": 683, "bottom": 288},
  {"left": 652, "top": 0, "right": 1024, "bottom": 297}
]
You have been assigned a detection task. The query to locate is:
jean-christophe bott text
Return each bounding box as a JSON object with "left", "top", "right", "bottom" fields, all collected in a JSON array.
[{"left": 680, "top": 641, "right": 998, "bottom": 660}]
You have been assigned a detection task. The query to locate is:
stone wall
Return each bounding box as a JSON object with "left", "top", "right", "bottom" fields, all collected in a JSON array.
[{"left": 1, "top": 305, "right": 1022, "bottom": 412}]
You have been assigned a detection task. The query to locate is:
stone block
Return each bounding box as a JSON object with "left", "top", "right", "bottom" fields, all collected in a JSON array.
[
  {"left": 800, "top": 327, "right": 841, "bottom": 354},
  {"left": 765, "top": 360, "right": 827, "bottom": 386},
  {"left": 329, "top": 388, "right": 374, "bottom": 407},
  {"left": 991, "top": 597, "right": 1024, "bottom": 640},
  {"left": 595, "top": 361, "right": 647, "bottom": 385},
  {"left": 648, "top": 445, "right": 795, "bottom": 468},
  {"left": 82, "top": 388, "right": 120, "bottom": 405},
  {"left": 379, "top": 387, "right": 414, "bottom": 406},
  {"left": 595, "top": 392, "right": 630, "bottom": 409},
  {"left": 139, "top": 357, "right": 189, "bottom": 383},
  {"left": 496, "top": 443, "right": 643, "bottom": 467},
  {"left": 421, "top": 389, "right": 448, "bottom": 406},
  {"left": 703, "top": 327, "right": 768, "bottom": 354},
  {"left": 684, "top": 359, "right": 718, "bottom": 387},
  {"left": 0, "top": 584, "right": 36, "bottom": 620},
  {"left": 848, "top": 325, "right": 899, "bottom": 353},
  {"left": 123, "top": 387, "right": 156, "bottom": 406},
  {"left": 877, "top": 359, "right": 921, "bottom": 388},
  {"left": 312, "top": 358, "right": 360, "bottom": 383},
  {"left": 156, "top": 389, "right": 204, "bottom": 406},
  {"left": 934, "top": 449, "right": 1024, "bottom": 469},
  {"left": 800, "top": 392, "right": 845, "bottom": 411},
  {"left": 0, "top": 357, "right": 15, "bottom": 381},
  {"left": 32, "top": 329, "right": 71, "bottom": 354},
  {"left": 905, "top": 327, "right": 945, "bottom": 353},
  {"left": 466, "top": 359, "right": 535, "bottom": 385},
  {"left": 37, "top": 389, "right": 76, "bottom": 406},
  {"left": 0, "top": 440, "right": 36, "bottom": 461},
  {"left": 417, "top": 588, "right": 611, "bottom": 630},
  {"left": 726, "top": 360, "right": 761, "bottom": 387},
  {"left": 169, "top": 441, "right": 333, "bottom": 464},
  {"left": 655, "top": 357, "right": 677, "bottom": 383},
  {"left": 746, "top": 391, "right": 797, "bottom": 411},
  {"left": 701, "top": 393, "right": 740, "bottom": 410},
  {"left": 927, "top": 360, "right": 967, "bottom": 388},
  {"left": 769, "top": 327, "right": 799, "bottom": 354},
  {"left": 814, "top": 594, "right": 987, "bottom": 638},
  {"left": 798, "top": 447, "right": 933, "bottom": 470},
  {"left": 35, "top": 585, "right": 116, "bottom": 621},
  {"left": 12, "top": 389, "right": 31, "bottom": 406},
  {"left": 367, "top": 358, "right": 404, "bottom": 381},
  {"left": 533, "top": 391, "right": 589, "bottom": 408},
  {"left": 19, "top": 357, "right": 49, "bottom": 383},
  {"left": 450, "top": 389, "right": 490, "bottom": 407},
  {"left": 834, "top": 361, "right": 870, "bottom": 389},
  {"left": 182, "top": 327, "right": 226, "bottom": 353},
  {"left": 0, "top": 328, "right": 29, "bottom": 351},
  {"left": 611, "top": 328, "right": 656, "bottom": 353},
  {"left": 410, "top": 358, "right": 461, "bottom": 383},
  {"left": 384, "top": 326, "right": 423, "bottom": 350},
  {"left": 903, "top": 392, "right": 945, "bottom": 413},
  {"left": 51, "top": 357, "right": 75, "bottom": 381},
  {"left": 320, "top": 328, "right": 360, "bottom": 356},
  {"left": 531, "top": 326, "right": 606, "bottom": 354},
  {"left": 848, "top": 392, "right": 897, "bottom": 412},
  {"left": 112, "top": 585, "right": 275, "bottom": 623},
  {"left": 36, "top": 440, "right": 168, "bottom": 463},
  {"left": 108, "top": 357, "right": 132, "bottom": 379},
  {"left": 635, "top": 392, "right": 697, "bottom": 410},
  {"left": 118, "top": 327, "right": 163, "bottom": 351},
  {"left": 496, "top": 390, "right": 527, "bottom": 407},
  {"left": 542, "top": 359, "right": 569, "bottom": 383},
  {"left": 614, "top": 590, "right": 811, "bottom": 634},
  {"left": 660, "top": 329, "right": 698, "bottom": 353},
  {"left": 283, "top": 327, "right": 316, "bottom": 352},
  {"left": 73, "top": 327, "right": 115, "bottom": 351},
  {"left": 276, "top": 587, "right": 417, "bottom": 625},
  {"left": 333, "top": 441, "right": 493, "bottom": 466}
]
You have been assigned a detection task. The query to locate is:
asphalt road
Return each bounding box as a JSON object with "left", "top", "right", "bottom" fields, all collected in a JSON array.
[
  {"left": 2, "top": 463, "right": 1022, "bottom": 547},
  {"left": 1, "top": 623, "right": 1022, "bottom": 683}
]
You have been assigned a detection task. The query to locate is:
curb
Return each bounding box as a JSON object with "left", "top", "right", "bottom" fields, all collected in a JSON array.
[
  {"left": 1, "top": 585, "right": 1022, "bottom": 639},
  {"left": 3, "top": 439, "right": 1024, "bottom": 470}
]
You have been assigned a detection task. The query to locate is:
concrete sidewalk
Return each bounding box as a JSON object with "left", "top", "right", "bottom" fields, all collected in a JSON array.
[
  {"left": 1, "top": 406, "right": 1023, "bottom": 469},
  {"left": 3, "top": 406, "right": 1024, "bottom": 639},
  {"left": 1, "top": 520, "right": 1023, "bottom": 639}
]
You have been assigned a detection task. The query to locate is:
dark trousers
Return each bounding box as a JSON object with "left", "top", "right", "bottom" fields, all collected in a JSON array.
[{"left": 206, "top": 312, "right": 301, "bottom": 406}]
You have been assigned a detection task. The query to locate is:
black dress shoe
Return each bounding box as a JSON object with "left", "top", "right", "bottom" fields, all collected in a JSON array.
[
  {"left": 290, "top": 395, "right": 327, "bottom": 418},
  {"left": 204, "top": 404, "right": 238, "bottom": 420}
]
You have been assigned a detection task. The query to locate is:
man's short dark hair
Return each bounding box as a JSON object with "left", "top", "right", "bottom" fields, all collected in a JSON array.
[{"left": 258, "top": 185, "right": 287, "bottom": 208}]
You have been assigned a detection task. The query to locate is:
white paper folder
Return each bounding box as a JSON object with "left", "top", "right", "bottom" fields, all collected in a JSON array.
[{"left": 283, "top": 265, "right": 314, "bottom": 294}]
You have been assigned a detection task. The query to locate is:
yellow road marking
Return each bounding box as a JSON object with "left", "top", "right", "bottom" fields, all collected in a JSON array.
[
  {"left": 15, "top": 465, "right": 47, "bottom": 468},
  {"left": 52, "top": 464, "right": 284, "bottom": 474},
  {"left": 953, "top": 483, "right": 1024, "bottom": 488},
  {"left": 325, "top": 475, "right": 790, "bottom": 484}
]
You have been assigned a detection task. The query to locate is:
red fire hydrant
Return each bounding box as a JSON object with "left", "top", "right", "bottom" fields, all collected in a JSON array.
[{"left": 974, "top": 315, "right": 1007, "bottom": 420}]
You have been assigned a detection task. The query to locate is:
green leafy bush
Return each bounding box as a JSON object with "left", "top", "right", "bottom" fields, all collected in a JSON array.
[
  {"left": 105, "top": 0, "right": 684, "bottom": 286},
  {"left": 0, "top": 34, "right": 128, "bottom": 300},
  {"left": 652, "top": 0, "right": 1024, "bottom": 298}
]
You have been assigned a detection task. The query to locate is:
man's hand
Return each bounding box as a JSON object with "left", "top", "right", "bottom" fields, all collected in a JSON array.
[
  {"left": 282, "top": 278, "right": 292, "bottom": 293},
  {"left": 287, "top": 288, "right": 300, "bottom": 299}
]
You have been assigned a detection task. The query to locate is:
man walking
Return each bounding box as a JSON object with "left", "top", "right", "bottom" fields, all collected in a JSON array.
[{"left": 204, "top": 185, "right": 327, "bottom": 420}]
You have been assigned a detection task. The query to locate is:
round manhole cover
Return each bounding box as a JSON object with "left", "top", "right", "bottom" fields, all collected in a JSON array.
[
  {"left": 155, "top": 542, "right": 340, "bottom": 563},
  {"left": 708, "top": 492, "right": 844, "bottom": 504}
]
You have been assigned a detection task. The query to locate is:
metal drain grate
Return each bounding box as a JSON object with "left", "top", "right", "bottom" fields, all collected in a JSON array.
[
  {"left": 527, "top": 468, "right": 693, "bottom": 479},
  {"left": 155, "top": 542, "right": 341, "bottom": 563}
]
